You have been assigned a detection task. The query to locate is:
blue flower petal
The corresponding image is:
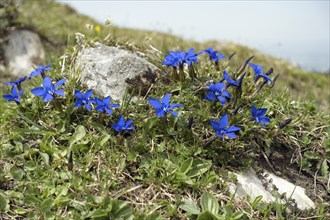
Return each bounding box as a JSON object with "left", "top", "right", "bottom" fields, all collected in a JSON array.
[
  {"left": 104, "top": 96, "right": 111, "bottom": 105},
  {"left": 43, "top": 77, "right": 52, "bottom": 88},
  {"left": 54, "top": 78, "right": 66, "bottom": 88},
  {"left": 156, "top": 108, "right": 166, "bottom": 118},
  {"left": 31, "top": 87, "right": 46, "bottom": 96},
  {"left": 3, "top": 94, "right": 14, "bottom": 101},
  {"left": 85, "top": 104, "right": 92, "bottom": 111},
  {"left": 226, "top": 125, "right": 241, "bottom": 133},
  {"left": 251, "top": 105, "right": 257, "bottom": 117},
  {"left": 217, "top": 96, "right": 227, "bottom": 105},
  {"left": 219, "top": 114, "right": 228, "bottom": 128},
  {"left": 169, "top": 110, "right": 178, "bottom": 117},
  {"left": 75, "top": 90, "right": 84, "bottom": 99},
  {"left": 221, "top": 90, "right": 231, "bottom": 98},
  {"left": 105, "top": 109, "right": 113, "bottom": 115},
  {"left": 84, "top": 89, "right": 93, "bottom": 99},
  {"left": 109, "top": 103, "right": 120, "bottom": 108},
  {"left": 54, "top": 89, "right": 64, "bottom": 96},
  {"left": 205, "top": 92, "right": 216, "bottom": 101},
  {"left": 210, "top": 120, "right": 221, "bottom": 131},
  {"left": 43, "top": 93, "right": 54, "bottom": 102},
  {"left": 74, "top": 101, "right": 83, "bottom": 107},
  {"left": 225, "top": 132, "right": 237, "bottom": 139},
  {"left": 118, "top": 116, "right": 125, "bottom": 127},
  {"left": 259, "top": 116, "right": 271, "bottom": 124},
  {"left": 162, "top": 93, "right": 171, "bottom": 105},
  {"left": 256, "top": 108, "right": 268, "bottom": 116},
  {"left": 214, "top": 82, "right": 225, "bottom": 91},
  {"left": 169, "top": 103, "right": 182, "bottom": 109},
  {"left": 148, "top": 98, "right": 162, "bottom": 109}
]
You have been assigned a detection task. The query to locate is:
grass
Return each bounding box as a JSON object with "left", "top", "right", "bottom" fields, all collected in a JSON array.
[{"left": 0, "top": 0, "right": 329, "bottom": 219}]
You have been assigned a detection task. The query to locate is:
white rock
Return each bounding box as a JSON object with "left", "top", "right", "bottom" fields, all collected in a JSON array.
[
  {"left": 228, "top": 168, "right": 315, "bottom": 210},
  {"left": 4, "top": 30, "right": 45, "bottom": 77},
  {"left": 76, "top": 44, "right": 159, "bottom": 101}
]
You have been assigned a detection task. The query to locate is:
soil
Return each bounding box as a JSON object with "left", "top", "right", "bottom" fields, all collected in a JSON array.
[{"left": 257, "top": 144, "right": 329, "bottom": 203}]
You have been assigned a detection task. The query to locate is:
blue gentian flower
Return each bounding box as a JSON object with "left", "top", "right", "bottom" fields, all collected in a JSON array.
[
  {"left": 2, "top": 86, "right": 24, "bottom": 104},
  {"left": 224, "top": 71, "right": 246, "bottom": 89},
  {"left": 163, "top": 49, "right": 201, "bottom": 68},
  {"left": 112, "top": 116, "right": 135, "bottom": 133},
  {"left": 249, "top": 63, "right": 272, "bottom": 83},
  {"left": 251, "top": 105, "right": 271, "bottom": 125},
  {"left": 184, "top": 48, "right": 202, "bottom": 66},
  {"left": 5, "top": 76, "right": 27, "bottom": 91},
  {"left": 204, "top": 48, "right": 225, "bottom": 62},
  {"left": 210, "top": 114, "right": 240, "bottom": 139},
  {"left": 94, "top": 96, "right": 119, "bottom": 115},
  {"left": 74, "top": 89, "right": 96, "bottom": 111},
  {"left": 29, "top": 64, "right": 52, "bottom": 79},
  {"left": 148, "top": 93, "right": 182, "bottom": 118},
  {"left": 31, "top": 76, "right": 66, "bottom": 102},
  {"left": 163, "top": 51, "right": 185, "bottom": 68},
  {"left": 205, "top": 82, "right": 231, "bottom": 105}
]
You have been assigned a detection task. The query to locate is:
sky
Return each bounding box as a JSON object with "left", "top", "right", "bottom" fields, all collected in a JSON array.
[{"left": 58, "top": 0, "right": 330, "bottom": 72}]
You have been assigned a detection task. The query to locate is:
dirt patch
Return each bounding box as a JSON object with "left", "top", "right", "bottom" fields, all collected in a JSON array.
[{"left": 257, "top": 144, "right": 329, "bottom": 202}]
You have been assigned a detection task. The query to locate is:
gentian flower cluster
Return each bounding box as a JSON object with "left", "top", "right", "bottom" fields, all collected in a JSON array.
[
  {"left": 3, "top": 86, "right": 24, "bottom": 104},
  {"left": 3, "top": 76, "right": 26, "bottom": 104},
  {"left": 5, "top": 76, "right": 26, "bottom": 91},
  {"left": 163, "top": 48, "right": 200, "bottom": 70},
  {"left": 163, "top": 48, "right": 202, "bottom": 80},
  {"left": 31, "top": 77, "right": 66, "bottom": 102},
  {"left": 74, "top": 89, "right": 95, "bottom": 111},
  {"left": 249, "top": 63, "right": 272, "bottom": 84},
  {"left": 251, "top": 105, "right": 271, "bottom": 126},
  {"left": 3, "top": 47, "right": 281, "bottom": 143},
  {"left": 204, "top": 48, "right": 225, "bottom": 70},
  {"left": 112, "top": 116, "right": 135, "bottom": 133},
  {"left": 210, "top": 114, "right": 240, "bottom": 139},
  {"left": 29, "top": 64, "right": 52, "bottom": 79},
  {"left": 224, "top": 71, "right": 245, "bottom": 90},
  {"left": 148, "top": 93, "right": 182, "bottom": 118},
  {"left": 205, "top": 82, "right": 231, "bottom": 106},
  {"left": 94, "top": 96, "right": 120, "bottom": 115}
]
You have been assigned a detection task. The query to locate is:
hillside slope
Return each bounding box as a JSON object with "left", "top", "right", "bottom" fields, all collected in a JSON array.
[
  {"left": 0, "top": 0, "right": 329, "bottom": 111},
  {"left": 0, "top": 0, "right": 329, "bottom": 219}
]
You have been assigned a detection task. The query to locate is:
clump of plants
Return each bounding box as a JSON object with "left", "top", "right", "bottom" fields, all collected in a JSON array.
[{"left": 1, "top": 42, "right": 328, "bottom": 219}]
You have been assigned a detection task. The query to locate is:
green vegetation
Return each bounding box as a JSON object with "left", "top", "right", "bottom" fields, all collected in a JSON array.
[{"left": 0, "top": 0, "right": 329, "bottom": 219}]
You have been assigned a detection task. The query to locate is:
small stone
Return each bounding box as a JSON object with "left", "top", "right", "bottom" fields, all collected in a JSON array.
[
  {"left": 228, "top": 168, "right": 315, "bottom": 210},
  {"left": 76, "top": 44, "right": 159, "bottom": 101},
  {"left": 4, "top": 30, "right": 45, "bottom": 78}
]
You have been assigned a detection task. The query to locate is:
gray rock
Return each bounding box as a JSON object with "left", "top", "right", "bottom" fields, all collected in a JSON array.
[
  {"left": 76, "top": 43, "right": 160, "bottom": 101},
  {"left": 228, "top": 168, "right": 315, "bottom": 210},
  {"left": 4, "top": 30, "right": 45, "bottom": 77}
]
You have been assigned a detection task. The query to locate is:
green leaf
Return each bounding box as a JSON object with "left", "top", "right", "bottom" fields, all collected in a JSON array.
[
  {"left": 40, "top": 152, "right": 50, "bottom": 166},
  {"left": 232, "top": 211, "right": 244, "bottom": 219},
  {"left": 321, "top": 159, "right": 329, "bottom": 179},
  {"left": 15, "top": 207, "right": 27, "bottom": 215},
  {"left": 98, "top": 134, "right": 111, "bottom": 147},
  {"left": 10, "top": 167, "right": 24, "bottom": 181},
  {"left": 112, "top": 200, "right": 134, "bottom": 219},
  {"left": 69, "top": 125, "right": 86, "bottom": 147},
  {"left": 304, "top": 151, "right": 320, "bottom": 160},
  {"left": 0, "top": 195, "right": 7, "bottom": 211},
  {"left": 180, "top": 158, "right": 193, "bottom": 174},
  {"left": 187, "top": 159, "right": 212, "bottom": 178},
  {"left": 41, "top": 197, "right": 53, "bottom": 212},
  {"left": 252, "top": 195, "right": 263, "bottom": 209},
  {"left": 197, "top": 211, "right": 218, "bottom": 220},
  {"left": 179, "top": 199, "right": 201, "bottom": 215},
  {"left": 89, "top": 209, "right": 108, "bottom": 219},
  {"left": 200, "top": 192, "right": 219, "bottom": 214}
]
